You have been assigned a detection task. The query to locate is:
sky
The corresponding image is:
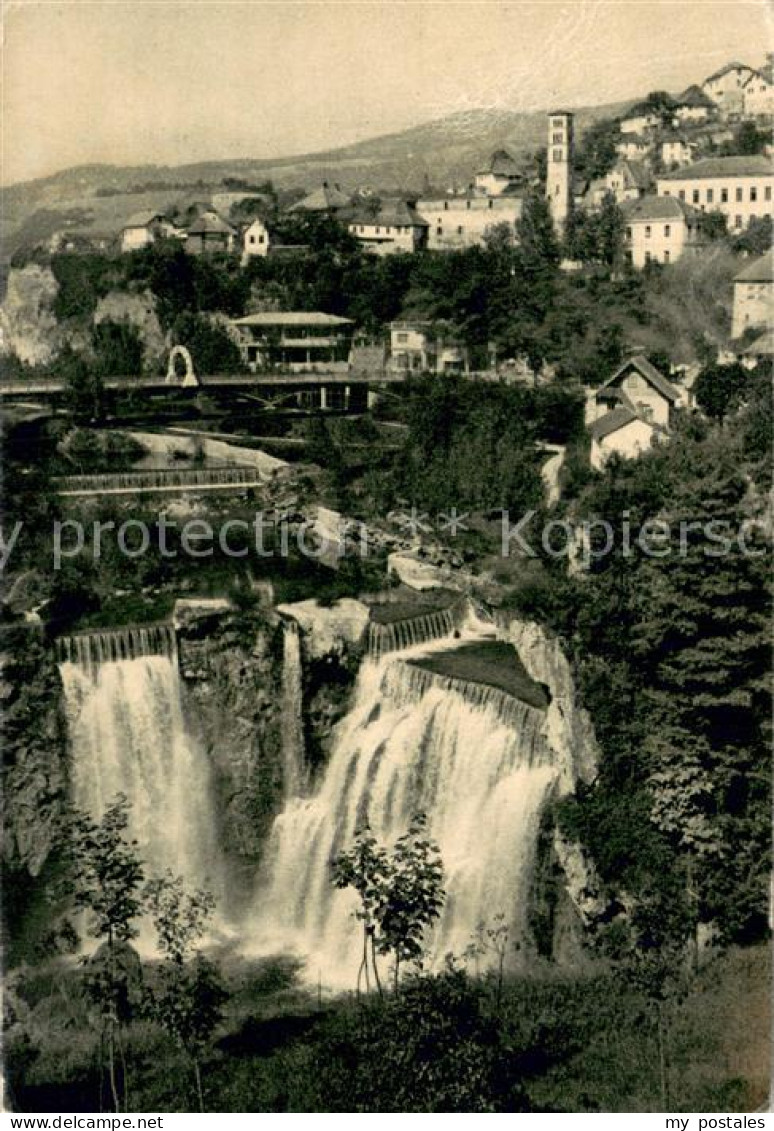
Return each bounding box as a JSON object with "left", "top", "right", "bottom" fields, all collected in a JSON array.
[{"left": 2, "top": 0, "right": 771, "bottom": 185}]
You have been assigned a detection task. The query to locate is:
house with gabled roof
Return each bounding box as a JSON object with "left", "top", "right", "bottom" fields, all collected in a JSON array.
[
  {"left": 289, "top": 182, "right": 352, "bottom": 216},
  {"left": 474, "top": 149, "right": 524, "bottom": 197},
  {"left": 184, "top": 212, "right": 237, "bottom": 255},
  {"left": 732, "top": 254, "right": 774, "bottom": 339},
  {"left": 586, "top": 354, "right": 681, "bottom": 468},
  {"left": 585, "top": 158, "right": 651, "bottom": 207},
  {"left": 701, "top": 62, "right": 757, "bottom": 116},
  {"left": 622, "top": 195, "right": 703, "bottom": 268},
  {"left": 672, "top": 85, "right": 716, "bottom": 125},
  {"left": 348, "top": 199, "right": 429, "bottom": 255},
  {"left": 119, "top": 211, "right": 174, "bottom": 253},
  {"left": 742, "top": 68, "right": 774, "bottom": 119}
]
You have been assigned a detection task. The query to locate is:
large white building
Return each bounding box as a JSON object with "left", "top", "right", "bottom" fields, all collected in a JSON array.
[
  {"left": 415, "top": 195, "right": 521, "bottom": 251},
  {"left": 742, "top": 69, "right": 774, "bottom": 119},
  {"left": 622, "top": 196, "right": 703, "bottom": 268},
  {"left": 732, "top": 254, "right": 774, "bottom": 340},
  {"left": 657, "top": 156, "right": 774, "bottom": 230}
]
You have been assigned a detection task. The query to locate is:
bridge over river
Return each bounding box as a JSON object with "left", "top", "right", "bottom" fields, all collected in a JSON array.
[{"left": 0, "top": 368, "right": 408, "bottom": 412}]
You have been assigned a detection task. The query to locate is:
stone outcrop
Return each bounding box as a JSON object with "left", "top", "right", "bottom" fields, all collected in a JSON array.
[
  {"left": 176, "top": 607, "right": 285, "bottom": 888},
  {"left": 93, "top": 289, "right": 166, "bottom": 368},
  {"left": 0, "top": 266, "right": 63, "bottom": 366},
  {"left": 276, "top": 598, "right": 369, "bottom": 659},
  {"left": 0, "top": 626, "right": 69, "bottom": 880},
  {"left": 497, "top": 614, "right": 598, "bottom": 792}
]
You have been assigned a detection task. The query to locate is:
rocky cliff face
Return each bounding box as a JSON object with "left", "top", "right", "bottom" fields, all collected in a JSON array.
[
  {"left": 176, "top": 606, "right": 286, "bottom": 895},
  {"left": 0, "top": 266, "right": 63, "bottom": 366},
  {"left": 93, "top": 289, "right": 166, "bottom": 368},
  {"left": 1, "top": 625, "right": 70, "bottom": 958},
  {"left": 497, "top": 614, "right": 598, "bottom": 792}
]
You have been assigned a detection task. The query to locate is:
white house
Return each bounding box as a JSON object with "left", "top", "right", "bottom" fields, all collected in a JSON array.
[
  {"left": 671, "top": 85, "right": 715, "bottom": 125},
  {"left": 619, "top": 105, "right": 661, "bottom": 135},
  {"left": 657, "top": 156, "right": 774, "bottom": 230},
  {"left": 388, "top": 321, "right": 468, "bottom": 374},
  {"left": 474, "top": 149, "right": 524, "bottom": 197},
  {"left": 119, "top": 211, "right": 173, "bottom": 253},
  {"left": 241, "top": 218, "right": 271, "bottom": 262},
  {"left": 622, "top": 195, "right": 703, "bottom": 268},
  {"left": 586, "top": 354, "right": 680, "bottom": 469},
  {"left": 742, "top": 70, "right": 774, "bottom": 119},
  {"left": 348, "top": 200, "right": 429, "bottom": 256},
  {"left": 415, "top": 195, "right": 522, "bottom": 251},
  {"left": 585, "top": 159, "right": 651, "bottom": 207},
  {"left": 701, "top": 62, "right": 757, "bottom": 116},
  {"left": 660, "top": 135, "right": 697, "bottom": 169},
  {"left": 615, "top": 134, "right": 653, "bottom": 162},
  {"left": 732, "top": 254, "right": 774, "bottom": 339}
]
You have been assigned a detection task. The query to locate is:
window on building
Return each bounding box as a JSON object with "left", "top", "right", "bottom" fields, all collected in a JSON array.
[
  {"left": 396, "top": 333, "right": 408, "bottom": 343},
  {"left": 721, "top": 188, "right": 728, "bottom": 203},
  {"left": 552, "top": 132, "right": 563, "bottom": 143},
  {"left": 664, "top": 224, "right": 671, "bottom": 236},
  {"left": 735, "top": 215, "right": 743, "bottom": 228},
  {"left": 692, "top": 189, "right": 700, "bottom": 204},
  {"left": 736, "top": 187, "right": 743, "bottom": 202},
  {"left": 638, "top": 403, "right": 655, "bottom": 422},
  {"left": 553, "top": 149, "right": 562, "bottom": 162},
  {"left": 249, "top": 235, "right": 255, "bottom": 244},
  {"left": 706, "top": 189, "right": 714, "bottom": 203},
  {"left": 679, "top": 190, "right": 686, "bottom": 201},
  {"left": 645, "top": 225, "right": 651, "bottom": 237},
  {"left": 258, "top": 235, "right": 264, "bottom": 244},
  {"left": 750, "top": 187, "right": 758, "bottom": 202},
  {"left": 626, "top": 226, "right": 632, "bottom": 238},
  {"left": 664, "top": 250, "right": 670, "bottom": 264},
  {"left": 375, "top": 227, "right": 380, "bottom": 234},
  {"left": 466, "top": 200, "right": 471, "bottom": 210},
  {"left": 444, "top": 201, "right": 449, "bottom": 211},
  {"left": 764, "top": 185, "right": 772, "bottom": 201},
  {"left": 488, "top": 200, "right": 493, "bottom": 209},
  {"left": 436, "top": 226, "right": 442, "bottom": 236},
  {"left": 457, "top": 226, "right": 463, "bottom": 234}
]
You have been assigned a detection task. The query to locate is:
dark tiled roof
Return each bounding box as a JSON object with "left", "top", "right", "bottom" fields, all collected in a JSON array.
[
  {"left": 289, "top": 183, "right": 351, "bottom": 212},
  {"left": 187, "top": 214, "right": 235, "bottom": 236},
  {"left": 742, "top": 328, "right": 774, "bottom": 356},
  {"left": 600, "top": 354, "right": 681, "bottom": 403},
  {"left": 703, "top": 61, "right": 754, "bottom": 85},
  {"left": 122, "top": 210, "right": 166, "bottom": 230},
  {"left": 588, "top": 406, "right": 642, "bottom": 440},
  {"left": 350, "top": 199, "right": 428, "bottom": 228},
  {"left": 675, "top": 84, "right": 716, "bottom": 109},
  {"left": 479, "top": 148, "right": 521, "bottom": 177},
  {"left": 734, "top": 254, "right": 774, "bottom": 283},
  {"left": 622, "top": 194, "right": 700, "bottom": 223},
  {"left": 659, "top": 156, "right": 773, "bottom": 180}
]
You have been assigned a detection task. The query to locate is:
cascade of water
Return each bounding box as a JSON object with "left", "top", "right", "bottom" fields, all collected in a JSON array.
[
  {"left": 55, "top": 466, "right": 260, "bottom": 494},
  {"left": 58, "top": 646, "right": 225, "bottom": 909},
  {"left": 55, "top": 624, "right": 177, "bottom": 668},
  {"left": 367, "top": 606, "right": 458, "bottom": 658},
  {"left": 281, "top": 620, "right": 306, "bottom": 798},
  {"left": 253, "top": 655, "right": 556, "bottom": 986}
]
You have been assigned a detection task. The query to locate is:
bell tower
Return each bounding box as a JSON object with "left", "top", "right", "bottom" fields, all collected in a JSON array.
[{"left": 546, "top": 110, "right": 574, "bottom": 233}]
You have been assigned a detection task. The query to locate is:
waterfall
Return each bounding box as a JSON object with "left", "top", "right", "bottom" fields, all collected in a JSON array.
[
  {"left": 367, "top": 605, "right": 461, "bottom": 658},
  {"left": 254, "top": 654, "right": 557, "bottom": 985},
  {"left": 281, "top": 620, "right": 306, "bottom": 797},
  {"left": 58, "top": 628, "right": 225, "bottom": 910}
]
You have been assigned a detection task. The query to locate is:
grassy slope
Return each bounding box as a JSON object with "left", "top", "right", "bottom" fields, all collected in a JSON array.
[{"left": 10, "top": 944, "right": 769, "bottom": 1112}]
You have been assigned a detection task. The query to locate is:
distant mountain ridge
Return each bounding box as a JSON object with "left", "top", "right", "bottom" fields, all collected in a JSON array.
[{"left": 1, "top": 99, "right": 629, "bottom": 257}]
